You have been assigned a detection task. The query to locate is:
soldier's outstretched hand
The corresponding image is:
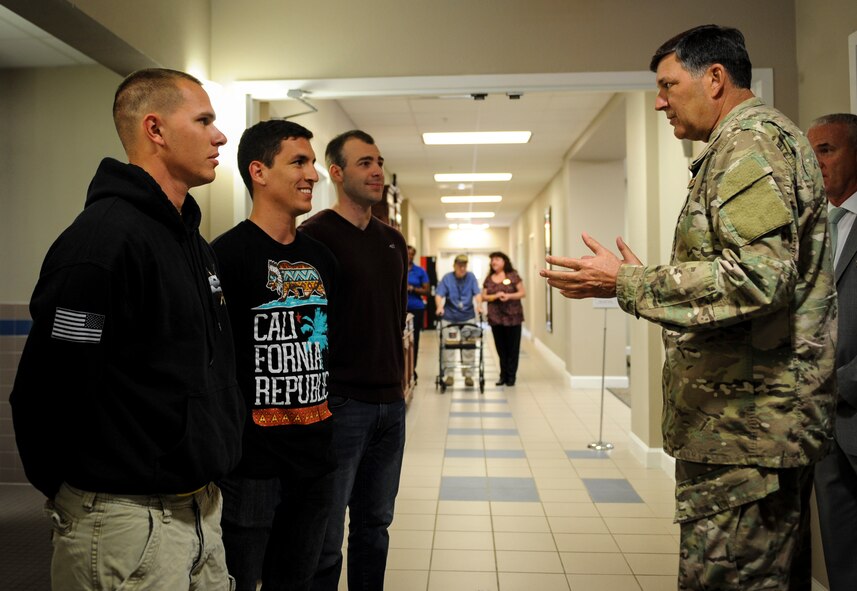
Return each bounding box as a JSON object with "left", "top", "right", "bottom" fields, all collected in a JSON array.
[{"left": 540, "top": 233, "right": 641, "bottom": 299}]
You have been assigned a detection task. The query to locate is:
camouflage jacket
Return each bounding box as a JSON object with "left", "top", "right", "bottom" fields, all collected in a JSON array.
[{"left": 616, "top": 98, "right": 837, "bottom": 467}]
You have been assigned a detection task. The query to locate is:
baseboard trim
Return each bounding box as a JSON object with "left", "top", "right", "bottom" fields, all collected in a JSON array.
[
  {"left": 530, "top": 337, "right": 630, "bottom": 391},
  {"left": 629, "top": 430, "right": 675, "bottom": 478}
]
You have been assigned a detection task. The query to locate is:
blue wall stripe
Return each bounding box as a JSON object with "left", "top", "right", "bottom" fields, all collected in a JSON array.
[{"left": 0, "top": 319, "right": 32, "bottom": 336}]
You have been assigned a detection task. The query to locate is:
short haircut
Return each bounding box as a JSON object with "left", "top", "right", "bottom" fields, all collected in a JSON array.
[
  {"left": 237, "top": 119, "right": 314, "bottom": 196},
  {"left": 325, "top": 130, "right": 376, "bottom": 169},
  {"left": 810, "top": 113, "right": 857, "bottom": 151},
  {"left": 113, "top": 68, "right": 202, "bottom": 151},
  {"left": 649, "top": 24, "right": 752, "bottom": 89}
]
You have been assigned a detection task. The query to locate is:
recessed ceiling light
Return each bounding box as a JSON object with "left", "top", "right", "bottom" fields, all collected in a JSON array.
[
  {"left": 445, "top": 212, "right": 495, "bottom": 219},
  {"left": 440, "top": 196, "right": 502, "bottom": 204},
  {"left": 434, "top": 173, "right": 512, "bottom": 182},
  {"left": 423, "top": 131, "right": 532, "bottom": 145}
]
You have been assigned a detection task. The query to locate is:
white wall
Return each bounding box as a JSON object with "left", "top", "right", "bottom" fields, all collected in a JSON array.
[
  {"left": 512, "top": 156, "right": 628, "bottom": 384},
  {"left": 521, "top": 168, "right": 569, "bottom": 364},
  {"left": 0, "top": 65, "right": 123, "bottom": 302},
  {"left": 401, "top": 199, "right": 423, "bottom": 254},
  {"left": 208, "top": 0, "right": 801, "bottom": 121},
  {"left": 427, "top": 227, "right": 512, "bottom": 263},
  {"left": 426, "top": 226, "right": 513, "bottom": 324},
  {"left": 624, "top": 91, "right": 665, "bottom": 452},
  {"left": 564, "top": 160, "right": 628, "bottom": 381},
  {"left": 70, "top": 0, "right": 212, "bottom": 76},
  {"left": 795, "top": 0, "right": 857, "bottom": 126}
]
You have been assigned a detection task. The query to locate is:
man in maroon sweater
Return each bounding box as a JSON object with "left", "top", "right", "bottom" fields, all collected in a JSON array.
[{"left": 299, "top": 130, "right": 408, "bottom": 591}]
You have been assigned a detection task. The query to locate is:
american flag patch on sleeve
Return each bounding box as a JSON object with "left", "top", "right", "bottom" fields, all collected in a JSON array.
[{"left": 51, "top": 308, "right": 106, "bottom": 343}]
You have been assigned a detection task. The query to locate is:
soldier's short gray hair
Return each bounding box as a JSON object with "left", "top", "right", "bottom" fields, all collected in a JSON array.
[{"left": 810, "top": 113, "right": 857, "bottom": 151}]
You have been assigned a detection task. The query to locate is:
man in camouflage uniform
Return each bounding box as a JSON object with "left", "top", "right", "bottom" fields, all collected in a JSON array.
[{"left": 541, "top": 25, "right": 836, "bottom": 589}]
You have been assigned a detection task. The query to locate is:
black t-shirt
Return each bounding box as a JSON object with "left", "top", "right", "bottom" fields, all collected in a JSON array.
[
  {"left": 213, "top": 221, "right": 337, "bottom": 478},
  {"left": 299, "top": 210, "right": 408, "bottom": 404}
]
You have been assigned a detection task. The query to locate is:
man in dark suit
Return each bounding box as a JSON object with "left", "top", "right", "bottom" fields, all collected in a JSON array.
[{"left": 810, "top": 113, "right": 857, "bottom": 591}]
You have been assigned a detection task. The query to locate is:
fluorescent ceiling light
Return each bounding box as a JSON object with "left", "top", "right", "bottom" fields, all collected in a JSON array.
[
  {"left": 440, "top": 195, "right": 502, "bottom": 204},
  {"left": 434, "top": 173, "right": 512, "bottom": 182},
  {"left": 449, "top": 223, "right": 490, "bottom": 230},
  {"left": 423, "top": 131, "right": 531, "bottom": 145},
  {"left": 445, "top": 212, "right": 495, "bottom": 219}
]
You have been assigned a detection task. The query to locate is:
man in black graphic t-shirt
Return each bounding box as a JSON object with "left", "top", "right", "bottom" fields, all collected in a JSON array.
[{"left": 213, "top": 120, "right": 337, "bottom": 591}]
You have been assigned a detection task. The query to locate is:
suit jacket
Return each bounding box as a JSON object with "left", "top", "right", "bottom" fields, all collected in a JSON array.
[{"left": 834, "top": 215, "right": 857, "bottom": 453}]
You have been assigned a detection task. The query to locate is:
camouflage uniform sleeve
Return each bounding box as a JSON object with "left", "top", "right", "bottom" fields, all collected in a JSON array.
[{"left": 616, "top": 129, "right": 798, "bottom": 330}]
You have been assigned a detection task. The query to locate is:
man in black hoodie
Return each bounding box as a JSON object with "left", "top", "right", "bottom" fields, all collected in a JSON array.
[{"left": 10, "top": 68, "right": 244, "bottom": 590}]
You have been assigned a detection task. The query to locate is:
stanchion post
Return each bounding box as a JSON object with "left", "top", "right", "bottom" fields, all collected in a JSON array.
[{"left": 588, "top": 300, "right": 615, "bottom": 451}]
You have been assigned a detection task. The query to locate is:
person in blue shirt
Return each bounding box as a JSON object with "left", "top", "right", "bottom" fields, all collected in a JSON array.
[
  {"left": 406, "top": 245, "right": 430, "bottom": 382},
  {"left": 435, "top": 254, "right": 482, "bottom": 387}
]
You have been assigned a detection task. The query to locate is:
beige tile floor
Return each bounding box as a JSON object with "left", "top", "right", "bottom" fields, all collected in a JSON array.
[{"left": 359, "top": 329, "right": 680, "bottom": 591}]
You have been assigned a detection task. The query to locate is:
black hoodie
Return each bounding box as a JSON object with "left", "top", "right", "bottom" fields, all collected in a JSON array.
[{"left": 10, "top": 158, "right": 244, "bottom": 498}]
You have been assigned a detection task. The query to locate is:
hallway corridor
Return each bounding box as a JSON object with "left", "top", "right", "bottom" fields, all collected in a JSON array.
[{"left": 381, "top": 329, "right": 678, "bottom": 590}]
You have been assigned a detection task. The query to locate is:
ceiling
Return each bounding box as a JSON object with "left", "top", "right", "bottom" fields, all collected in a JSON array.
[
  {"left": 0, "top": 4, "right": 628, "bottom": 229},
  {"left": 0, "top": 5, "right": 92, "bottom": 67},
  {"left": 269, "top": 91, "right": 622, "bottom": 228}
]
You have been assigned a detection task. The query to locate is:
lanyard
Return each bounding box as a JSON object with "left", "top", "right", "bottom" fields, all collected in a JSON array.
[{"left": 455, "top": 276, "right": 469, "bottom": 310}]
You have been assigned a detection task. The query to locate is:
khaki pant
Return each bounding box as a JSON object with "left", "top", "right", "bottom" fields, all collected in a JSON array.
[{"left": 46, "top": 482, "right": 235, "bottom": 591}]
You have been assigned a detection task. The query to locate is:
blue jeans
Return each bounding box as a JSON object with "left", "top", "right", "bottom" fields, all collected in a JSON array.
[{"left": 312, "top": 397, "right": 406, "bottom": 591}]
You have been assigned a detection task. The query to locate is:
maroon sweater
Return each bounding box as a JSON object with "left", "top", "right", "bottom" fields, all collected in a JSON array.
[{"left": 299, "top": 210, "right": 407, "bottom": 403}]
